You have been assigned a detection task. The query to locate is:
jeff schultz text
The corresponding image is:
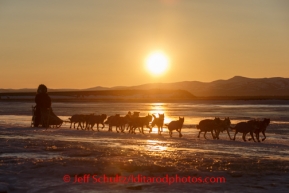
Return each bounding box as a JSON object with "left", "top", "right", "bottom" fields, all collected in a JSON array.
[{"left": 63, "top": 174, "right": 226, "bottom": 185}]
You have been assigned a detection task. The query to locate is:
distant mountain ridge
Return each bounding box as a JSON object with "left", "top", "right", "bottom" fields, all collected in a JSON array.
[
  {"left": 127, "top": 76, "right": 289, "bottom": 96},
  {"left": 1, "top": 76, "right": 289, "bottom": 96}
]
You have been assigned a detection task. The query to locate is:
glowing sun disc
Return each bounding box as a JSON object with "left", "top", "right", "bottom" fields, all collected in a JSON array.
[{"left": 146, "top": 52, "right": 169, "bottom": 75}]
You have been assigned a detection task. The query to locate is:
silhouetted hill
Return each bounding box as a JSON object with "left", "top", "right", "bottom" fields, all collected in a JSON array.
[
  {"left": 1, "top": 76, "right": 289, "bottom": 97},
  {"left": 126, "top": 76, "right": 289, "bottom": 96},
  {"left": 0, "top": 89, "right": 195, "bottom": 102},
  {"left": 0, "top": 88, "right": 79, "bottom": 93}
]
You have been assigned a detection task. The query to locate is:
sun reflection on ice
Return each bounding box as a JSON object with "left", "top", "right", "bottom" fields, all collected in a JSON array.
[
  {"left": 146, "top": 140, "right": 168, "bottom": 152},
  {"left": 146, "top": 140, "right": 158, "bottom": 145}
]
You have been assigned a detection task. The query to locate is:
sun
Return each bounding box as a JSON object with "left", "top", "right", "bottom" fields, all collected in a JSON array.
[{"left": 145, "top": 51, "right": 169, "bottom": 75}]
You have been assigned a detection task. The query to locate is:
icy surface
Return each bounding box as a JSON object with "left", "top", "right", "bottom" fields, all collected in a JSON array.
[{"left": 0, "top": 101, "right": 289, "bottom": 192}]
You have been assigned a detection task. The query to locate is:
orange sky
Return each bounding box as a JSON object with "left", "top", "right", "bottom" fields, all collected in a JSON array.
[{"left": 0, "top": 0, "right": 289, "bottom": 89}]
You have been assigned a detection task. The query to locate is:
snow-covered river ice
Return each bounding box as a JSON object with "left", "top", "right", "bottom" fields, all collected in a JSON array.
[{"left": 0, "top": 101, "right": 289, "bottom": 192}]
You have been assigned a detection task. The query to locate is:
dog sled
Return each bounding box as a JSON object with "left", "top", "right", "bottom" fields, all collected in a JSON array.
[{"left": 31, "top": 106, "right": 63, "bottom": 129}]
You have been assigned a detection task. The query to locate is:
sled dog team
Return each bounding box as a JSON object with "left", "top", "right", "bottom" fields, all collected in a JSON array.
[
  {"left": 69, "top": 111, "right": 270, "bottom": 142},
  {"left": 196, "top": 117, "right": 270, "bottom": 142},
  {"left": 69, "top": 112, "right": 184, "bottom": 138}
]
